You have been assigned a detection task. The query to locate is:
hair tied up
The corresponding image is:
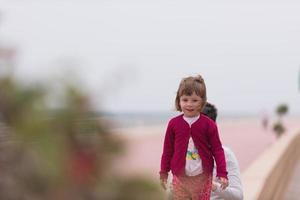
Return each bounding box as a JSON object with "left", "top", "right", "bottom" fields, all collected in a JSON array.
[{"left": 195, "top": 75, "right": 204, "bottom": 83}]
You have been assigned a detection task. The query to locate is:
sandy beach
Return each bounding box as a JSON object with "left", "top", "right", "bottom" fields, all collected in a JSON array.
[{"left": 112, "top": 117, "right": 300, "bottom": 180}]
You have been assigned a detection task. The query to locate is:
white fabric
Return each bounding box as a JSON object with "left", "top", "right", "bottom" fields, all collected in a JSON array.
[
  {"left": 183, "top": 115, "right": 203, "bottom": 176},
  {"left": 210, "top": 146, "right": 244, "bottom": 200}
]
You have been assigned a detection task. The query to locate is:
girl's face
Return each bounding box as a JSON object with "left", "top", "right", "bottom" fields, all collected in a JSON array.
[{"left": 179, "top": 92, "right": 203, "bottom": 117}]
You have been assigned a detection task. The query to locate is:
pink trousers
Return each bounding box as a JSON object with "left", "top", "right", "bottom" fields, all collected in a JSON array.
[{"left": 172, "top": 173, "right": 212, "bottom": 200}]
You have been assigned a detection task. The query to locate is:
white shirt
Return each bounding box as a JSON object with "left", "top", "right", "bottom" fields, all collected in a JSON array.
[
  {"left": 210, "top": 146, "right": 244, "bottom": 200},
  {"left": 183, "top": 115, "right": 203, "bottom": 176}
]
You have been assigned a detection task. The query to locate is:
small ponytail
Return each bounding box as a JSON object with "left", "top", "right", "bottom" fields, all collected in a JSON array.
[{"left": 194, "top": 75, "right": 205, "bottom": 84}]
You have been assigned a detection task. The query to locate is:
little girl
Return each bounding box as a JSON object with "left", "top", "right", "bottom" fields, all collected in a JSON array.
[{"left": 160, "top": 75, "right": 228, "bottom": 200}]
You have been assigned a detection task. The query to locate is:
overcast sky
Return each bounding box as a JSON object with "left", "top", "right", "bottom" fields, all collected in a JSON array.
[{"left": 0, "top": 1, "right": 300, "bottom": 115}]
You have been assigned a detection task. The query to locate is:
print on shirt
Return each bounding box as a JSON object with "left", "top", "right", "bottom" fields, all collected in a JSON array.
[
  {"left": 186, "top": 137, "right": 201, "bottom": 160},
  {"left": 186, "top": 148, "right": 200, "bottom": 160},
  {"left": 185, "top": 137, "right": 203, "bottom": 176}
]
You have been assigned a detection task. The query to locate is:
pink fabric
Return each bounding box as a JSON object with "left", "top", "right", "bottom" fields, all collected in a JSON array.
[
  {"left": 160, "top": 114, "right": 227, "bottom": 179},
  {"left": 172, "top": 173, "right": 212, "bottom": 200}
]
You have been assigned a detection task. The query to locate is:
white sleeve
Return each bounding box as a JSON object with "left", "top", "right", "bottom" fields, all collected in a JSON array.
[{"left": 211, "top": 148, "right": 244, "bottom": 200}]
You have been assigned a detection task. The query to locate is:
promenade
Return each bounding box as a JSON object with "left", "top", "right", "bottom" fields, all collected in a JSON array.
[
  {"left": 242, "top": 118, "right": 300, "bottom": 200},
  {"left": 114, "top": 117, "right": 298, "bottom": 177},
  {"left": 113, "top": 117, "right": 300, "bottom": 199},
  {"left": 284, "top": 156, "right": 300, "bottom": 200}
]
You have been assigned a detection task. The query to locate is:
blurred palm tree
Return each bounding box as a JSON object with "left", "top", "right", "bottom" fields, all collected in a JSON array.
[
  {"left": 276, "top": 104, "right": 288, "bottom": 117},
  {"left": 273, "top": 103, "right": 289, "bottom": 138}
]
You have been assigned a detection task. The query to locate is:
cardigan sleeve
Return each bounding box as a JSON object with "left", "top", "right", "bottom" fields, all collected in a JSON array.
[
  {"left": 159, "top": 120, "right": 175, "bottom": 180},
  {"left": 208, "top": 122, "right": 228, "bottom": 179}
]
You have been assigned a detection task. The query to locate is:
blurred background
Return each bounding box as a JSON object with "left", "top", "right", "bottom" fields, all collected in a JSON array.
[{"left": 0, "top": 1, "right": 300, "bottom": 199}]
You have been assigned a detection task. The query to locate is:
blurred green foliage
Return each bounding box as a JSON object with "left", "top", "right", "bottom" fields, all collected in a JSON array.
[
  {"left": 276, "top": 104, "right": 288, "bottom": 117},
  {"left": 273, "top": 103, "right": 289, "bottom": 138},
  {"left": 0, "top": 75, "right": 163, "bottom": 200},
  {"left": 272, "top": 122, "right": 285, "bottom": 138}
]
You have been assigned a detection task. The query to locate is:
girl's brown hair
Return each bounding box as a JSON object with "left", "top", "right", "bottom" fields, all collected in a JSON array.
[{"left": 175, "top": 75, "right": 207, "bottom": 112}]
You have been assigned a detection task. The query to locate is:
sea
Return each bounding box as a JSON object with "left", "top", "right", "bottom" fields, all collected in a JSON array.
[{"left": 101, "top": 111, "right": 263, "bottom": 129}]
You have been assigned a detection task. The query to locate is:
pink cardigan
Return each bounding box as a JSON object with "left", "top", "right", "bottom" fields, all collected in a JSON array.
[{"left": 160, "top": 114, "right": 228, "bottom": 179}]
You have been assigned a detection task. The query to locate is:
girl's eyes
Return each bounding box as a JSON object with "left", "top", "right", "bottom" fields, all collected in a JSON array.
[{"left": 181, "top": 99, "right": 200, "bottom": 102}]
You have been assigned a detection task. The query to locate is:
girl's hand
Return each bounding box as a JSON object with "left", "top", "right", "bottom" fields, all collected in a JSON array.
[
  {"left": 218, "top": 177, "right": 229, "bottom": 190},
  {"left": 211, "top": 181, "right": 219, "bottom": 191},
  {"left": 160, "top": 178, "right": 167, "bottom": 190}
]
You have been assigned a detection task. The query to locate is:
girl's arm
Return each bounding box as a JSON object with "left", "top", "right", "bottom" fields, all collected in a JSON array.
[
  {"left": 209, "top": 123, "right": 228, "bottom": 179},
  {"left": 160, "top": 120, "right": 175, "bottom": 180}
]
